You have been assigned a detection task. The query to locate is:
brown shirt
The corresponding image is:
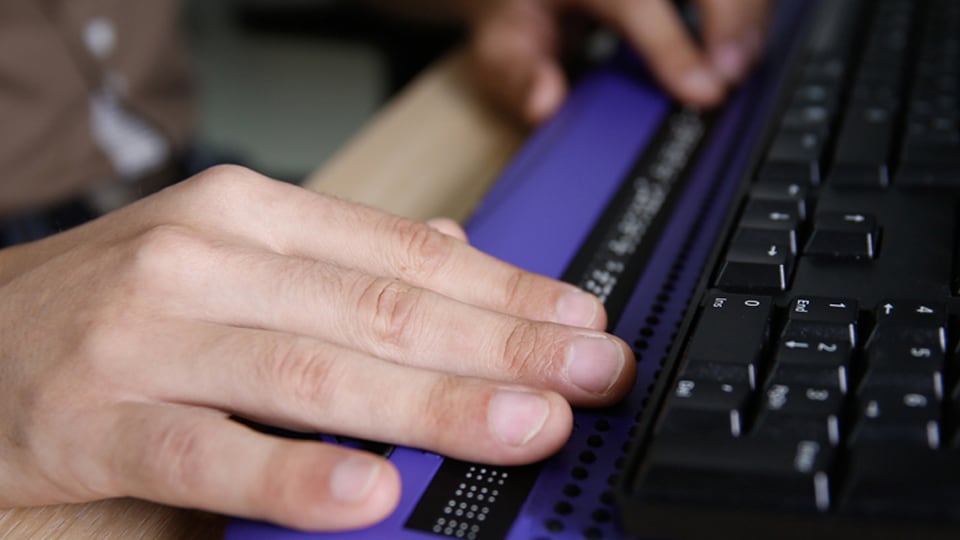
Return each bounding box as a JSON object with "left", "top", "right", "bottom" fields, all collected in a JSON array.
[{"left": 0, "top": 0, "right": 194, "bottom": 215}]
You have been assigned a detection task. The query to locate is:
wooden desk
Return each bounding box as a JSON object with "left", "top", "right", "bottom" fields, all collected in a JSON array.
[{"left": 0, "top": 50, "right": 526, "bottom": 539}]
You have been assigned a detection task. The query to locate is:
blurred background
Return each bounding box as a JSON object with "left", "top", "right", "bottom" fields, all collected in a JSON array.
[{"left": 183, "top": 0, "right": 463, "bottom": 183}]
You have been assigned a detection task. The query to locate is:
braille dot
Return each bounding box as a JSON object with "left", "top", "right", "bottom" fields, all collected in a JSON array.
[
  {"left": 572, "top": 467, "right": 589, "bottom": 480},
  {"left": 563, "top": 484, "right": 582, "bottom": 497},
  {"left": 587, "top": 435, "right": 604, "bottom": 448},
  {"left": 554, "top": 501, "right": 573, "bottom": 516},
  {"left": 583, "top": 526, "right": 604, "bottom": 539},
  {"left": 579, "top": 451, "right": 597, "bottom": 464},
  {"left": 592, "top": 509, "right": 612, "bottom": 523},
  {"left": 594, "top": 419, "right": 611, "bottom": 432},
  {"left": 545, "top": 519, "right": 564, "bottom": 533}
]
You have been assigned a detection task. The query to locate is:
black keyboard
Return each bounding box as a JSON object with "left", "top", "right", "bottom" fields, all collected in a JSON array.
[{"left": 617, "top": 0, "right": 960, "bottom": 538}]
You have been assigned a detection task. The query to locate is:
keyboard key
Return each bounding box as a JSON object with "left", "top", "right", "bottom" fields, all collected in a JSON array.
[
  {"left": 841, "top": 447, "right": 960, "bottom": 519},
  {"left": 679, "top": 360, "right": 757, "bottom": 390},
  {"left": 730, "top": 226, "right": 797, "bottom": 256},
  {"left": 750, "top": 181, "right": 812, "bottom": 220},
  {"left": 684, "top": 292, "right": 773, "bottom": 367},
  {"left": 760, "top": 382, "right": 843, "bottom": 416},
  {"left": 830, "top": 105, "right": 896, "bottom": 187},
  {"left": 803, "top": 212, "right": 879, "bottom": 259},
  {"left": 759, "top": 129, "right": 826, "bottom": 185},
  {"left": 637, "top": 437, "right": 834, "bottom": 512},
  {"left": 849, "top": 389, "right": 942, "bottom": 449},
  {"left": 765, "top": 364, "right": 849, "bottom": 395},
  {"left": 782, "top": 296, "right": 859, "bottom": 347},
  {"left": 752, "top": 412, "right": 841, "bottom": 447},
  {"left": 715, "top": 248, "right": 793, "bottom": 293}
]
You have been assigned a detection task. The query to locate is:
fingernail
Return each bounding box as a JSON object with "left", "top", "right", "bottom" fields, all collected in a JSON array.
[
  {"left": 329, "top": 456, "right": 381, "bottom": 503},
  {"left": 682, "top": 66, "right": 724, "bottom": 100},
  {"left": 711, "top": 42, "right": 747, "bottom": 82},
  {"left": 488, "top": 389, "right": 550, "bottom": 447},
  {"left": 556, "top": 288, "right": 600, "bottom": 328},
  {"left": 566, "top": 335, "right": 625, "bottom": 394},
  {"left": 525, "top": 77, "right": 563, "bottom": 123}
]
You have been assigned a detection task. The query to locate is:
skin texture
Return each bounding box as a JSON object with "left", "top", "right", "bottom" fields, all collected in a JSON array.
[
  {"left": 0, "top": 166, "right": 634, "bottom": 530},
  {"left": 0, "top": 1, "right": 771, "bottom": 531}
]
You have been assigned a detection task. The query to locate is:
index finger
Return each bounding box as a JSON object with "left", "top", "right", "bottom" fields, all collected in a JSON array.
[{"left": 167, "top": 169, "right": 607, "bottom": 331}]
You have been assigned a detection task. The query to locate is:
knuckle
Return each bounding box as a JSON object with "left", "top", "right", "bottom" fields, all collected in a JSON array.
[
  {"left": 500, "top": 321, "right": 554, "bottom": 380},
  {"left": 182, "top": 164, "right": 271, "bottom": 209},
  {"left": 144, "top": 420, "right": 210, "bottom": 495},
  {"left": 127, "top": 224, "right": 206, "bottom": 275},
  {"left": 72, "top": 308, "right": 128, "bottom": 370},
  {"left": 264, "top": 339, "right": 341, "bottom": 416},
  {"left": 388, "top": 218, "right": 455, "bottom": 281},
  {"left": 418, "top": 375, "right": 463, "bottom": 447},
  {"left": 358, "top": 277, "right": 424, "bottom": 349},
  {"left": 501, "top": 268, "right": 535, "bottom": 311},
  {"left": 187, "top": 164, "right": 261, "bottom": 193}
]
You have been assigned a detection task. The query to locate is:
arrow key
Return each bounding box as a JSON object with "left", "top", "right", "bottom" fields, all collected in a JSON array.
[
  {"left": 715, "top": 231, "right": 797, "bottom": 293},
  {"left": 804, "top": 212, "right": 879, "bottom": 260}
]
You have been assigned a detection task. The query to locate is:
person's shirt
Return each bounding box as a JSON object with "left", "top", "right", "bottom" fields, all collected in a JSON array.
[{"left": 0, "top": 0, "right": 194, "bottom": 216}]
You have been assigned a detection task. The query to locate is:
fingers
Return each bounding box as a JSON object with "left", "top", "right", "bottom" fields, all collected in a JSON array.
[
  {"left": 697, "top": 0, "right": 771, "bottom": 82},
  {"left": 102, "top": 402, "right": 399, "bottom": 531},
  {"left": 585, "top": 0, "right": 726, "bottom": 107},
  {"left": 164, "top": 171, "right": 607, "bottom": 332},
  {"left": 469, "top": 1, "right": 568, "bottom": 124},
  {"left": 134, "top": 240, "right": 632, "bottom": 403},
  {"left": 119, "top": 324, "right": 574, "bottom": 464}
]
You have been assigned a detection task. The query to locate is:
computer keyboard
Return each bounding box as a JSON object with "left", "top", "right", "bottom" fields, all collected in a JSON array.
[{"left": 617, "top": 0, "right": 960, "bottom": 538}]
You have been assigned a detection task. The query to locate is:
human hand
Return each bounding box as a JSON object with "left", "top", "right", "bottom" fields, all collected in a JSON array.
[
  {"left": 466, "top": 0, "right": 772, "bottom": 124},
  {"left": 0, "top": 166, "right": 634, "bottom": 531}
]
